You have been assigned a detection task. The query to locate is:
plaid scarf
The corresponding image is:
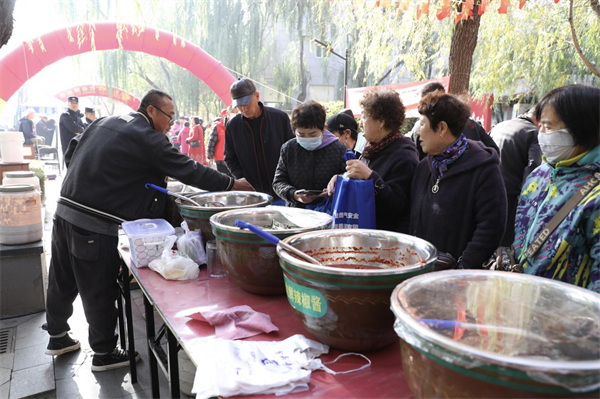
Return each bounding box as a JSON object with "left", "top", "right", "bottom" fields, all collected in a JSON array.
[
  {"left": 361, "top": 131, "right": 403, "bottom": 160},
  {"left": 432, "top": 134, "right": 468, "bottom": 177}
]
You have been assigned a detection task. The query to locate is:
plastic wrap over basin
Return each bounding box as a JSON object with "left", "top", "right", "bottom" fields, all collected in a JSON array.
[
  {"left": 210, "top": 206, "right": 333, "bottom": 295},
  {"left": 277, "top": 229, "right": 437, "bottom": 351}
]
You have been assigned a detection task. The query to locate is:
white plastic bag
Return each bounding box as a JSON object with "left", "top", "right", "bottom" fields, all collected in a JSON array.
[
  {"left": 176, "top": 221, "right": 207, "bottom": 265},
  {"left": 149, "top": 235, "right": 199, "bottom": 280}
]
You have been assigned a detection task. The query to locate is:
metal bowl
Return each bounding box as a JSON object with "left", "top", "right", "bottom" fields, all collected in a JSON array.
[
  {"left": 277, "top": 229, "right": 437, "bottom": 351},
  {"left": 211, "top": 206, "right": 333, "bottom": 295},
  {"left": 176, "top": 191, "right": 272, "bottom": 241}
]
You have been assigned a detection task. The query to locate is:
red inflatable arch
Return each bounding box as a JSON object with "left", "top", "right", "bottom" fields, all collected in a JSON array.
[
  {"left": 55, "top": 85, "right": 141, "bottom": 110},
  {"left": 0, "top": 22, "right": 236, "bottom": 112}
]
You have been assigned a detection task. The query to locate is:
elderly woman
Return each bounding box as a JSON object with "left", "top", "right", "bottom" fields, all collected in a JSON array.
[
  {"left": 514, "top": 85, "right": 600, "bottom": 292},
  {"left": 410, "top": 92, "right": 506, "bottom": 269},
  {"left": 273, "top": 101, "right": 346, "bottom": 208},
  {"left": 327, "top": 89, "right": 419, "bottom": 232}
]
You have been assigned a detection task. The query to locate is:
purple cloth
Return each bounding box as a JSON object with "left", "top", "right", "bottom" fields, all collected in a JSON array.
[
  {"left": 317, "top": 130, "right": 338, "bottom": 150},
  {"left": 188, "top": 305, "right": 279, "bottom": 340},
  {"left": 432, "top": 134, "right": 468, "bottom": 177}
]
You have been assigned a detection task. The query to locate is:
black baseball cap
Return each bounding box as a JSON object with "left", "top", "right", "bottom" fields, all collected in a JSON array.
[
  {"left": 230, "top": 78, "right": 256, "bottom": 108},
  {"left": 326, "top": 112, "right": 358, "bottom": 133},
  {"left": 85, "top": 107, "right": 95, "bottom": 113},
  {"left": 68, "top": 96, "right": 79, "bottom": 103}
]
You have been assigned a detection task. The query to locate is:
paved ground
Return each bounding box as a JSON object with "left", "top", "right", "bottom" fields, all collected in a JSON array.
[{"left": 1, "top": 172, "right": 193, "bottom": 398}]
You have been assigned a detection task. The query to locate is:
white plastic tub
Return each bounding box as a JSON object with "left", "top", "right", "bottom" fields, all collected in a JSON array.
[
  {"left": 0, "top": 131, "right": 24, "bottom": 163},
  {"left": 122, "top": 219, "right": 175, "bottom": 267}
]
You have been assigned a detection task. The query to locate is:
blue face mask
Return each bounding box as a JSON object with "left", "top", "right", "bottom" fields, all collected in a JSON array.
[{"left": 297, "top": 135, "right": 323, "bottom": 151}]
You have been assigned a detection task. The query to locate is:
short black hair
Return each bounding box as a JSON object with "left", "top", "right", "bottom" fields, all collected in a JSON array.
[
  {"left": 184, "top": 121, "right": 190, "bottom": 127},
  {"left": 535, "top": 84, "right": 600, "bottom": 150},
  {"left": 418, "top": 91, "right": 470, "bottom": 137},
  {"left": 193, "top": 117, "right": 201, "bottom": 126},
  {"left": 137, "top": 90, "right": 172, "bottom": 113},
  {"left": 291, "top": 101, "right": 326, "bottom": 131},
  {"left": 421, "top": 82, "right": 446, "bottom": 97}
]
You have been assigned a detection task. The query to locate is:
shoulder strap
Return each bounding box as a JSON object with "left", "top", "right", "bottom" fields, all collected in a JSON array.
[{"left": 524, "top": 170, "right": 600, "bottom": 260}]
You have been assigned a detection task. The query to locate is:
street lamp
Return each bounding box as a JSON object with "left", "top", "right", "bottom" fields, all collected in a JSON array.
[{"left": 312, "top": 39, "right": 349, "bottom": 107}]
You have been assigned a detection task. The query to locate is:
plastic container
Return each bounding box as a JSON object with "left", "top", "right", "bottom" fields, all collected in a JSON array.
[
  {"left": 3, "top": 171, "right": 40, "bottom": 192},
  {"left": 0, "top": 131, "right": 24, "bottom": 163},
  {"left": 122, "top": 219, "right": 175, "bottom": 267},
  {"left": 0, "top": 184, "right": 43, "bottom": 245},
  {"left": 206, "top": 240, "right": 227, "bottom": 279},
  {"left": 391, "top": 270, "right": 600, "bottom": 398}
]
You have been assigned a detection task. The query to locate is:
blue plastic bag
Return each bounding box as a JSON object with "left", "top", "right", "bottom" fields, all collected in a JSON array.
[
  {"left": 306, "top": 196, "right": 334, "bottom": 214},
  {"left": 331, "top": 175, "right": 376, "bottom": 229}
]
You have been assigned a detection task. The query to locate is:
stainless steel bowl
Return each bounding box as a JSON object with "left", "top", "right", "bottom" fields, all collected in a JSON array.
[
  {"left": 210, "top": 206, "right": 333, "bottom": 295},
  {"left": 277, "top": 229, "right": 437, "bottom": 351},
  {"left": 176, "top": 191, "right": 272, "bottom": 241}
]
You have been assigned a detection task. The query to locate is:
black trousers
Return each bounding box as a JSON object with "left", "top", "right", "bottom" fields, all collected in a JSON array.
[{"left": 46, "top": 216, "right": 120, "bottom": 353}]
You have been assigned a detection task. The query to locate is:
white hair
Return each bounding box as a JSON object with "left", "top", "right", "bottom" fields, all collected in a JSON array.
[{"left": 26, "top": 108, "right": 35, "bottom": 115}]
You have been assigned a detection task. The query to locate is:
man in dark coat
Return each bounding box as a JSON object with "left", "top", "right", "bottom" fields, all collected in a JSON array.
[
  {"left": 59, "top": 96, "right": 85, "bottom": 157},
  {"left": 18, "top": 108, "right": 37, "bottom": 145},
  {"left": 45, "top": 90, "right": 254, "bottom": 372},
  {"left": 36, "top": 115, "right": 54, "bottom": 146},
  {"left": 224, "top": 78, "right": 294, "bottom": 203},
  {"left": 410, "top": 82, "right": 499, "bottom": 159},
  {"left": 83, "top": 107, "right": 96, "bottom": 128},
  {"left": 491, "top": 107, "right": 541, "bottom": 246}
]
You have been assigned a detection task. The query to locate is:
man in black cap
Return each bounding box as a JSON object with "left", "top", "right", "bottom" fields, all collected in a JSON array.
[
  {"left": 83, "top": 107, "right": 96, "bottom": 128},
  {"left": 326, "top": 111, "right": 363, "bottom": 156},
  {"left": 45, "top": 89, "right": 254, "bottom": 373},
  {"left": 224, "top": 78, "right": 294, "bottom": 203},
  {"left": 59, "top": 96, "right": 85, "bottom": 157}
]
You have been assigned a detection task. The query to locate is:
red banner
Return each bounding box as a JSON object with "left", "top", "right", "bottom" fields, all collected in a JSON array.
[{"left": 55, "top": 85, "right": 141, "bottom": 110}]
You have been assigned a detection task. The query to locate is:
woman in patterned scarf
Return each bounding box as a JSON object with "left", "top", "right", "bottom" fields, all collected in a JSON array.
[
  {"left": 410, "top": 91, "right": 507, "bottom": 269},
  {"left": 326, "top": 88, "right": 419, "bottom": 232}
]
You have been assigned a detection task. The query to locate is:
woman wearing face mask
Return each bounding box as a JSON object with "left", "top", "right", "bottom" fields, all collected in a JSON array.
[
  {"left": 410, "top": 91, "right": 507, "bottom": 269},
  {"left": 326, "top": 88, "right": 419, "bottom": 232},
  {"left": 272, "top": 101, "right": 346, "bottom": 208},
  {"left": 514, "top": 85, "right": 600, "bottom": 292}
]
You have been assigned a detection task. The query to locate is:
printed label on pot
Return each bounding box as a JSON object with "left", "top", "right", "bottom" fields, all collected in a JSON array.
[{"left": 284, "top": 275, "right": 327, "bottom": 318}]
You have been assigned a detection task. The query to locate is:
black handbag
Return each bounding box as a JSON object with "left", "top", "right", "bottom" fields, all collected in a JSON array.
[{"left": 189, "top": 140, "right": 200, "bottom": 148}]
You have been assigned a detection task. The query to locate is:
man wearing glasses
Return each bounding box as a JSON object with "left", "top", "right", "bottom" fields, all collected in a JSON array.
[{"left": 46, "top": 90, "right": 254, "bottom": 372}]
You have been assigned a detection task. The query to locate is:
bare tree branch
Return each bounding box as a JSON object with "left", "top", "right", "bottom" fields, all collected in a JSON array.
[{"left": 570, "top": 0, "right": 600, "bottom": 77}]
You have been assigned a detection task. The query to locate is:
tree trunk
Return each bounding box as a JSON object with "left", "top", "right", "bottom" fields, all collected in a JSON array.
[
  {"left": 448, "top": 3, "right": 482, "bottom": 95},
  {"left": 591, "top": 0, "right": 600, "bottom": 19},
  {"left": 0, "top": 0, "right": 16, "bottom": 49},
  {"left": 570, "top": 0, "right": 600, "bottom": 77},
  {"left": 296, "top": 2, "right": 307, "bottom": 103}
]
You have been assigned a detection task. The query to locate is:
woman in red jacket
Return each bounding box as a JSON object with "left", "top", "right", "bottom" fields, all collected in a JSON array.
[
  {"left": 178, "top": 121, "right": 191, "bottom": 155},
  {"left": 186, "top": 117, "right": 207, "bottom": 165}
]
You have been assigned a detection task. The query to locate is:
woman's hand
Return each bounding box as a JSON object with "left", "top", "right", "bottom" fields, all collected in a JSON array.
[
  {"left": 346, "top": 160, "right": 372, "bottom": 180},
  {"left": 293, "top": 190, "right": 322, "bottom": 204},
  {"left": 326, "top": 175, "right": 339, "bottom": 197}
]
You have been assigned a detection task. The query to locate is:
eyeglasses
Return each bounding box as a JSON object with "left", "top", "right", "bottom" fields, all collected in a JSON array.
[{"left": 152, "top": 105, "right": 174, "bottom": 124}]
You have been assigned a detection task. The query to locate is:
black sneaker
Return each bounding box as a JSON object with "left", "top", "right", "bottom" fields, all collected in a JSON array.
[
  {"left": 45, "top": 333, "right": 81, "bottom": 356},
  {"left": 91, "top": 348, "right": 140, "bottom": 372}
]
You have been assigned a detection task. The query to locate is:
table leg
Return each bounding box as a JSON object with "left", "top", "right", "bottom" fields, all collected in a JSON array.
[
  {"left": 144, "top": 295, "right": 160, "bottom": 398},
  {"left": 123, "top": 272, "right": 137, "bottom": 383},
  {"left": 167, "top": 329, "right": 181, "bottom": 399},
  {"left": 116, "top": 293, "right": 126, "bottom": 350}
]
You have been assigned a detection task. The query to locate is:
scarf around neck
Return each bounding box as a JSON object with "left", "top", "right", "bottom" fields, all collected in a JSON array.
[
  {"left": 432, "top": 134, "right": 468, "bottom": 177},
  {"left": 361, "top": 131, "right": 403, "bottom": 160}
]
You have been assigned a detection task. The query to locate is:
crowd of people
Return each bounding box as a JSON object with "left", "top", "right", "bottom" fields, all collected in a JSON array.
[{"left": 41, "top": 79, "right": 599, "bottom": 374}]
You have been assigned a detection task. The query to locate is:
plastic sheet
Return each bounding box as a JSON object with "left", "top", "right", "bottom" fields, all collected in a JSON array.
[{"left": 391, "top": 270, "right": 600, "bottom": 394}]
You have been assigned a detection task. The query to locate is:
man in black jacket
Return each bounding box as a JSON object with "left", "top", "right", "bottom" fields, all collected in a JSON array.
[
  {"left": 410, "top": 82, "right": 499, "bottom": 159},
  {"left": 59, "top": 96, "right": 85, "bottom": 157},
  {"left": 45, "top": 90, "right": 253, "bottom": 372},
  {"left": 491, "top": 107, "right": 541, "bottom": 246},
  {"left": 225, "top": 79, "right": 294, "bottom": 203}
]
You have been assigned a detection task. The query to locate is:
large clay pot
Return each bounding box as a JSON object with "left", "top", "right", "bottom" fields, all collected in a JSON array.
[
  {"left": 277, "top": 229, "right": 437, "bottom": 351},
  {"left": 391, "top": 270, "right": 600, "bottom": 399},
  {"left": 176, "top": 191, "right": 272, "bottom": 241},
  {"left": 210, "top": 206, "right": 333, "bottom": 295}
]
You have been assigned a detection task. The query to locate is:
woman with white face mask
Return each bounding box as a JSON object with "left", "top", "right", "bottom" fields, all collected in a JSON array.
[
  {"left": 272, "top": 101, "right": 346, "bottom": 208},
  {"left": 514, "top": 84, "right": 600, "bottom": 292}
]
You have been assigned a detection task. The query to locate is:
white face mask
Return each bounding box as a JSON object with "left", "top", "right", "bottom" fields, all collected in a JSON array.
[
  {"left": 297, "top": 135, "right": 322, "bottom": 151},
  {"left": 538, "top": 128, "right": 576, "bottom": 164}
]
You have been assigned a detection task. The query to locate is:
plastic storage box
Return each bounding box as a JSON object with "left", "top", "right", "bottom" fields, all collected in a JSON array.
[{"left": 122, "top": 219, "right": 175, "bottom": 267}]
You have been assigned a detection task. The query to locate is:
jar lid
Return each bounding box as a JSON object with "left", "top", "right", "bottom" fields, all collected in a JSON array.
[
  {"left": 391, "top": 270, "right": 600, "bottom": 373},
  {"left": 5, "top": 171, "right": 35, "bottom": 178},
  {"left": 0, "top": 184, "right": 35, "bottom": 192}
]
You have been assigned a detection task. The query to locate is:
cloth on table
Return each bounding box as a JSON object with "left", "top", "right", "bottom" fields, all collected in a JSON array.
[{"left": 187, "top": 305, "right": 279, "bottom": 340}]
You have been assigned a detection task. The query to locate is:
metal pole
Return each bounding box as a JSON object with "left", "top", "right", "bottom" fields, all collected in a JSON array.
[{"left": 343, "top": 48, "right": 349, "bottom": 108}]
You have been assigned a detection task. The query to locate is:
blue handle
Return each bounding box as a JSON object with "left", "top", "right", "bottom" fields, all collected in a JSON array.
[
  {"left": 344, "top": 149, "right": 357, "bottom": 161},
  {"left": 145, "top": 183, "right": 169, "bottom": 195},
  {"left": 418, "top": 319, "right": 458, "bottom": 330},
  {"left": 235, "top": 220, "right": 280, "bottom": 246}
]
